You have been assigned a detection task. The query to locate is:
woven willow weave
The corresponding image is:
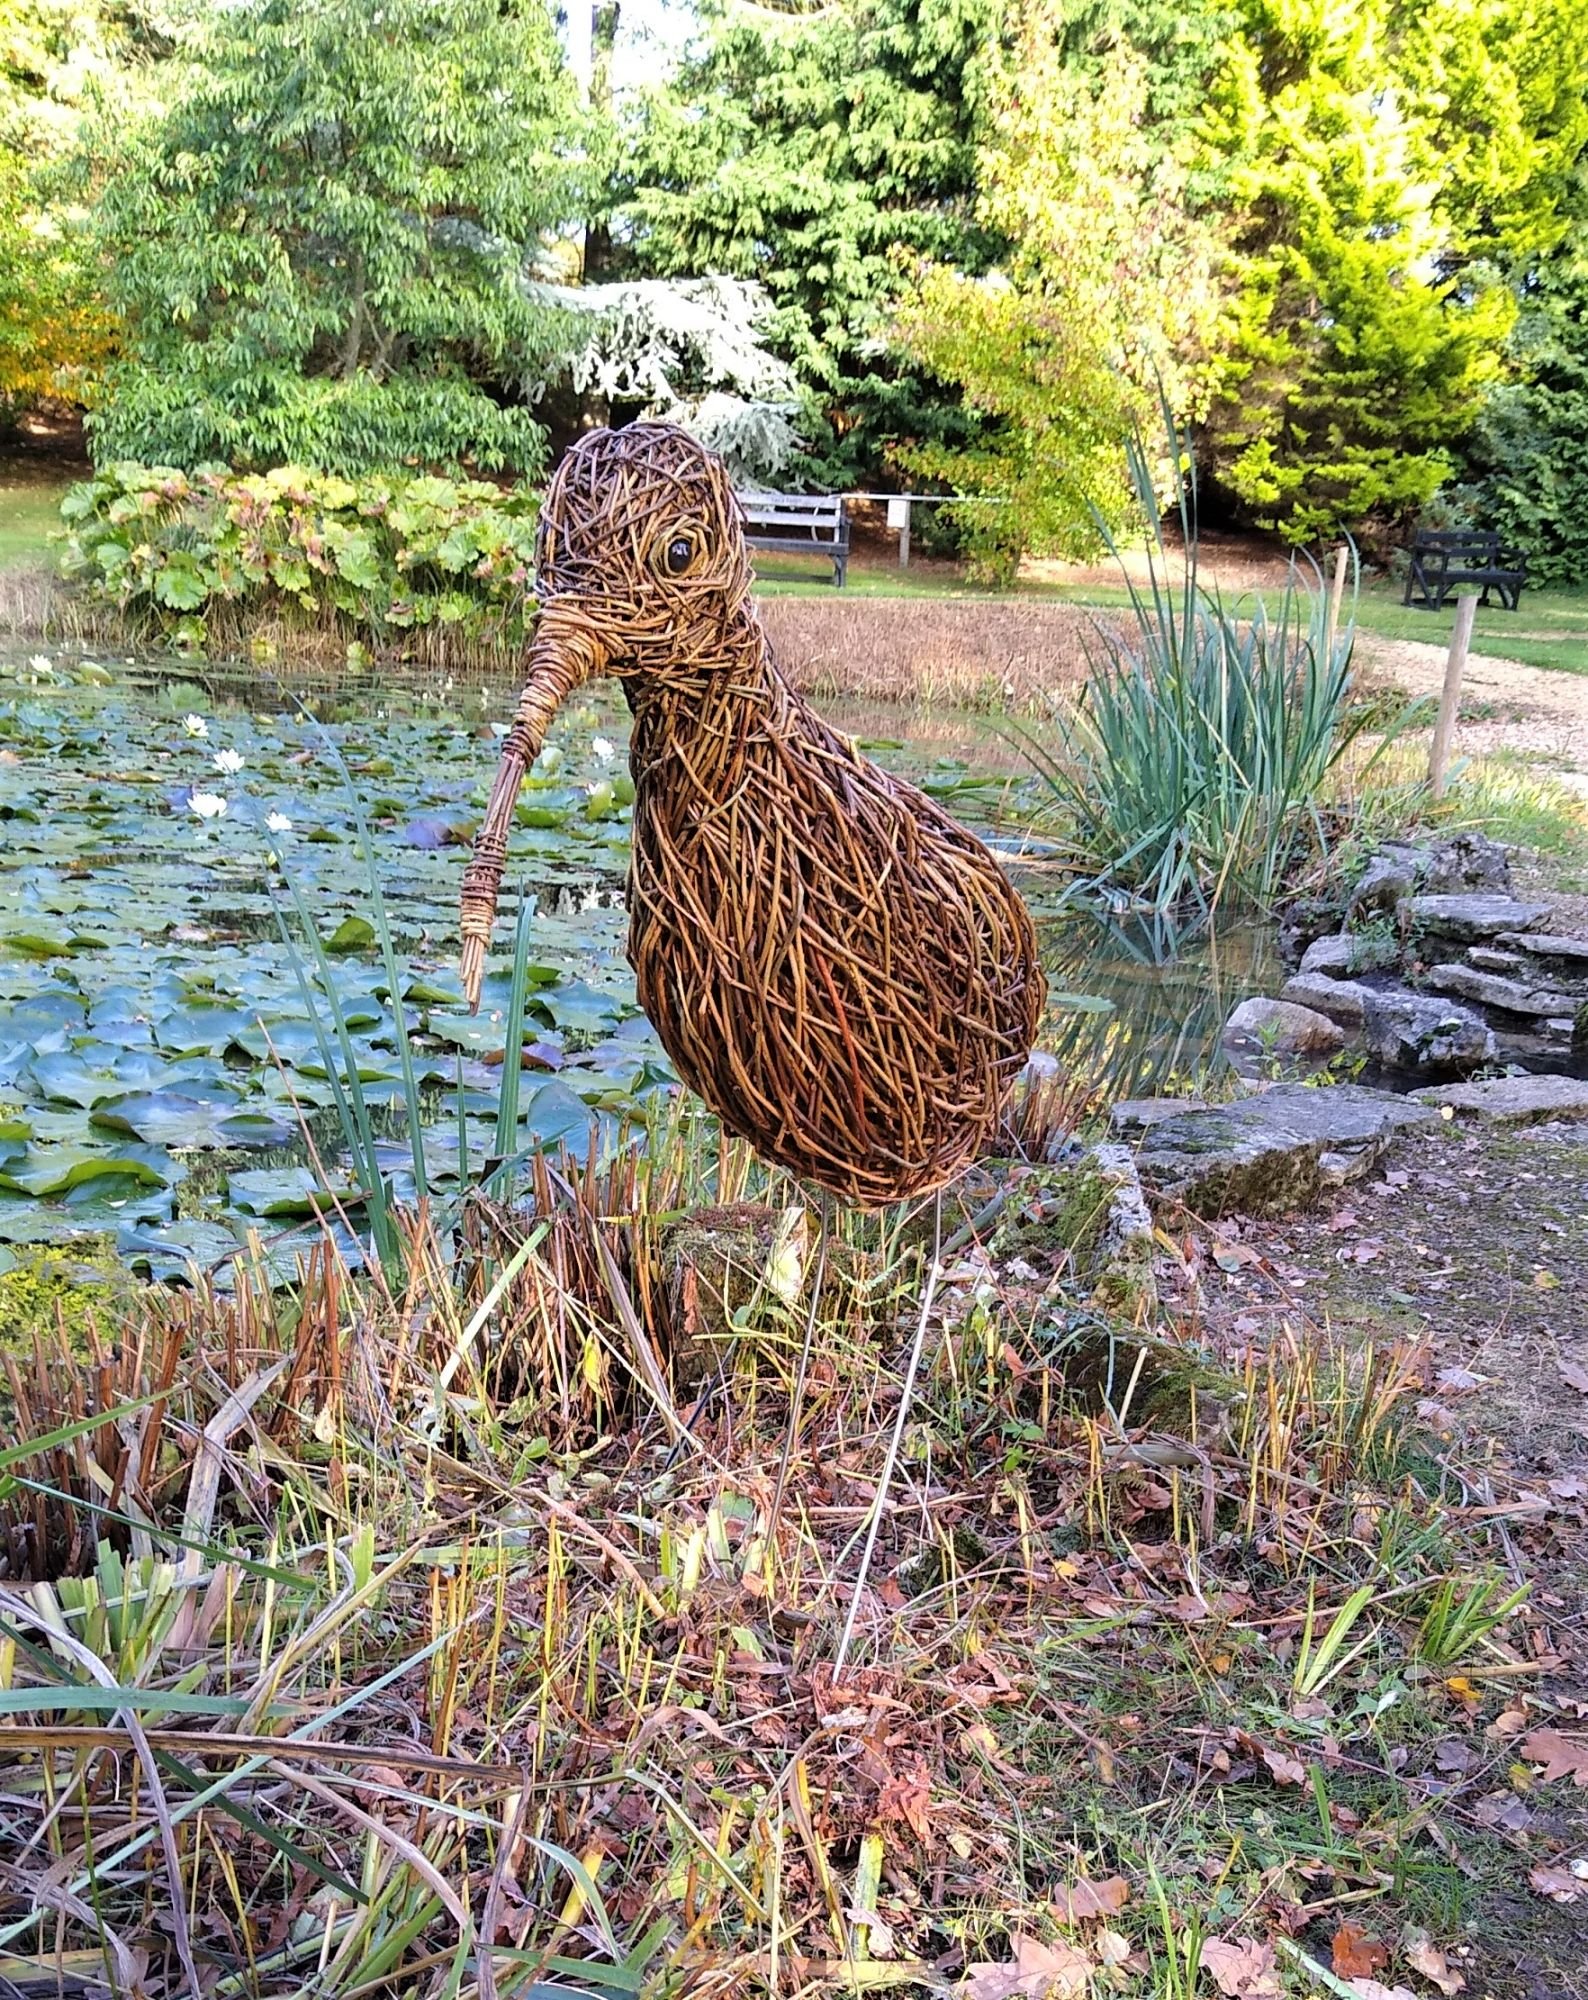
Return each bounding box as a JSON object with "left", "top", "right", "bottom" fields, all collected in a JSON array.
[{"left": 460, "top": 423, "right": 1044, "bottom": 1204}]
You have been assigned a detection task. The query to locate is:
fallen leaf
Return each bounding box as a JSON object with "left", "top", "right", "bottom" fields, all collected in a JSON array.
[
  {"left": 1198, "top": 1935, "right": 1281, "bottom": 1996},
  {"left": 1404, "top": 1928, "right": 1466, "bottom": 1995},
  {"left": 1343, "top": 1237, "right": 1385, "bottom": 1264},
  {"left": 1431, "top": 1739, "right": 1474, "bottom": 1775},
  {"left": 1262, "top": 1744, "right": 1307, "bottom": 1786},
  {"left": 1051, "top": 1875, "right": 1129, "bottom": 1925},
  {"left": 1528, "top": 1863, "right": 1585, "bottom": 1903},
  {"left": 1473, "top": 1789, "right": 1531, "bottom": 1832},
  {"left": 1434, "top": 1365, "right": 1485, "bottom": 1394},
  {"left": 1094, "top": 1928, "right": 1132, "bottom": 1969},
  {"left": 877, "top": 1768, "right": 931, "bottom": 1844},
  {"left": 1332, "top": 1922, "right": 1388, "bottom": 1979},
  {"left": 1519, "top": 1728, "right": 1588, "bottom": 1785},
  {"left": 963, "top": 1933, "right": 1093, "bottom": 1998},
  {"left": 1345, "top": 1984, "right": 1419, "bottom": 2000},
  {"left": 1556, "top": 1356, "right": 1588, "bottom": 1395}
]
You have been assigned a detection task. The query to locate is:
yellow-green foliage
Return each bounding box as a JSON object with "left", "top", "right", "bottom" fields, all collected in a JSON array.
[{"left": 0, "top": 1243, "right": 124, "bottom": 1355}]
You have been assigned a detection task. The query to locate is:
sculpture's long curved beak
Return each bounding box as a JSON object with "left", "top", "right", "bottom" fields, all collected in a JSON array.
[{"left": 458, "top": 600, "right": 610, "bottom": 1011}]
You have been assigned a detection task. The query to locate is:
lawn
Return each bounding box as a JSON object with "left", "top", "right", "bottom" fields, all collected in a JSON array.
[{"left": 0, "top": 471, "right": 72, "bottom": 567}]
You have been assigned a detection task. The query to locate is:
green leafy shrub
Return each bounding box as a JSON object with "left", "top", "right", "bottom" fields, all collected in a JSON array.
[{"left": 58, "top": 461, "right": 539, "bottom": 645}]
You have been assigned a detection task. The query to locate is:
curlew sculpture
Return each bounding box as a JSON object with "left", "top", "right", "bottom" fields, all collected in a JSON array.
[{"left": 458, "top": 423, "right": 1044, "bottom": 1206}]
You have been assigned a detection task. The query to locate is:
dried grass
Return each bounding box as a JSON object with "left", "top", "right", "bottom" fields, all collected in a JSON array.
[
  {"left": 0, "top": 1131, "right": 1551, "bottom": 1997},
  {"left": 760, "top": 594, "right": 1102, "bottom": 713}
]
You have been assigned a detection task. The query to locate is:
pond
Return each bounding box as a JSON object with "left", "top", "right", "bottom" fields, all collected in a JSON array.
[{"left": 0, "top": 643, "right": 1273, "bottom": 1278}]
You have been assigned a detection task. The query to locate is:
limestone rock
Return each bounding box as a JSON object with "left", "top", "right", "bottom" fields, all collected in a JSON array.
[
  {"left": 1111, "top": 1098, "right": 1212, "bottom": 1134},
  {"left": 1279, "top": 972, "right": 1374, "bottom": 1027},
  {"left": 1086, "top": 1141, "right": 1157, "bottom": 1311},
  {"left": 1299, "top": 933, "right": 1356, "bottom": 979},
  {"left": 1423, "top": 962, "right": 1577, "bottom": 1018},
  {"left": 1493, "top": 932, "right": 1588, "bottom": 994},
  {"left": 1406, "top": 894, "right": 1551, "bottom": 943},
  {"left": 1416, "top": 1075, "right": 1588, "bottom": 1124},
  {"left": 1347, "top": 854, "right": 1416, "bottom": 920},
  {"left": 1496, "top": 930, "right": 1588, "bottom": 964},
  {"left": 1361, "top": 989, "right": 1494, "bottom": 1073},
  {"left": 1422, "top": 831, "right": 1512, "bottom": 894},
  {"left": 1131, "top": 1084, "right": 1438, "bottom": 1217},
  {"left": 1222, "top": 996, "right": 1347, "bottom": 1054}
]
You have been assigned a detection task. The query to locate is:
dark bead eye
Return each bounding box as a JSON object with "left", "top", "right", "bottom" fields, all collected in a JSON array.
[{"left": 664, "top": 534, "right": 695, "bottom": 576}]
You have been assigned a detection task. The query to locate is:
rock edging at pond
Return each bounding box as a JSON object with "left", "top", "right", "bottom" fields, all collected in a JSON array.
[
  {"left": 1259, "top": 834, "right": 1588, "bottom": 1079},
  {"left": 1414, "top": 1074, "right": 1588, "bottom": 1124},
  {"left": 1116, "top": 1083, "right": 1439, "bottom": 1217}
]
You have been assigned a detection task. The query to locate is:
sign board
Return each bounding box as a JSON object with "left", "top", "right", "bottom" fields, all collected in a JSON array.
[{"left": 885, "top": 497, "right": 910, "bottom": 531}]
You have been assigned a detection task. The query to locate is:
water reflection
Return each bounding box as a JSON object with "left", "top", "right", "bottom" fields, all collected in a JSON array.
[{"left": 1037, "top": 909, "right": 1282, "bottom": 1102}]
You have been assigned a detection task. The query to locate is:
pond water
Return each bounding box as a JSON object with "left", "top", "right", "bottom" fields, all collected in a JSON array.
[{"left": 0, "top": 643, "right": 1272, "bottom": 1277}]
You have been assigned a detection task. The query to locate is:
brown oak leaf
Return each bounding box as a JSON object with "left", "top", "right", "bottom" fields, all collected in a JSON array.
[
  {"left": 962, "top": 1933, "right": 1093, "bottom": 1998},
  {"left": 1262, "top": 1744, "right": 1307, "bottom": 1786},
  {"left": 1051, "top": 1875, "right": 1129, "bottom": 1925},
  {"left": 1332, "top": 1922, "right": 1388, "bottom": 1979},
  {"left": 1198, "top": 1935, "right": 1281, "bottom": 1996},
  {"left": 1529, "top": 1863, "right": 1584, "bottom": 1903},
  {"left": 1519, "top": 1728, "right": 1588, "bottom": 1785},
  {"left": 1404, "top": 1927, "right": 1466, "bottom": 1995}
]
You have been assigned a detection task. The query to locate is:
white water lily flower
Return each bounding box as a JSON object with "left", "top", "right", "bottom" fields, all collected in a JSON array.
[
  {"left": 591, "top": 736, "right": 615, "bottom": 764},
  {"left": 28, "top": 654, "right": 53, "bottom": 675},
  {"left": 183, "top": 714, "right": 209, "bottom": 737},
  {"left": 212, "top": 748, "right": 245, "bottom": 776},
  {"left": 266, "top": 810, "right": 292, "bottom": 834},
  {"left": 189, "top": 791, "right": 228, "bottom": 820}
]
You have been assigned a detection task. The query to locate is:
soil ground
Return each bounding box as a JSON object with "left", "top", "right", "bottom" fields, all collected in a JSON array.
[{"left": 1183, "top": 1114, "right": 1588, "bottom": 1999}]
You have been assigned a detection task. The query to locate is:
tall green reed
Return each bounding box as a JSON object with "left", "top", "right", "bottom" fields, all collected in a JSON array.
[{"left": 1029, "top": 411, "right": 1399, "bottom": 917}]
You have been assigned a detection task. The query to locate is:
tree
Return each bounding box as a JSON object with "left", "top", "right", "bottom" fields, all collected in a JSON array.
[
  {"left": 0, "top": 0, "right": 129, "bottom": 421},
  {"left": 90, "top": 0, "right": 580, "bottom": 474},
  {"left": 1196, "top": 0, "right": 1588, "bottom": 547},
  {"left": 1460, "top": 182, "right": 1588, "bottom": 584},
  {"left": 893, "top": 10, "right": 1219, "bottom": 577},
  {"left": 621, "top": 0, "right": 1008, "bottom": 486}
]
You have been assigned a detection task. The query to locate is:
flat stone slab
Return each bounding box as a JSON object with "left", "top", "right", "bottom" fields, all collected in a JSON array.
[
  {"left": 1424, "top": 962, "right": 1577, "bottom": 1019},
  {"left": 1496, "top": 931, "right": 1588, "bottom": 963},
  {"left": 1112, "top": 1097, "right": 1213, "bottom": 1134},
  {"left": 1280, "top": 972, "right": 1373, "bottom": 1027},
  {"left": 1415, "top": 1075, "right": 1588, "bottom": 1124},
  {"left": 1299, "top": 933, "right": 1356, "bottom": 979},
  {"left": 1406, "top": 895, "right": 1551, "bottom": 943},
  {"left": 1132, "top": 1084, "right": 1439, "bottom": 1217}
]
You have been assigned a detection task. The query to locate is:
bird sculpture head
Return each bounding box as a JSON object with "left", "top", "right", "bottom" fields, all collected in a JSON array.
[{"left": 530, "top": 423, "right": 756, "bottom": 685}]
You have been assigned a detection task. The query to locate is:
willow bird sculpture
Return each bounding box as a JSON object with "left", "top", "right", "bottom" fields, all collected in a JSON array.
[{"left": 459, "top": 424, "right": 1044, "bottom": 1206}]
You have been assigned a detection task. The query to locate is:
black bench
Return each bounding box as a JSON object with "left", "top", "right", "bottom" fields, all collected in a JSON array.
[
  {"left": 1403, "top": 530, "right": 1527, "bottom": 611},
  {"left": 738, "top": 491, "right": 850, "bottom": 588}
]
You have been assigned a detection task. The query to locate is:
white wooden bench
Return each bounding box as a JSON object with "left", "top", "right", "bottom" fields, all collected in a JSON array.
[{"left": 738, "top": 491, "right": 850, "bottom": 588}]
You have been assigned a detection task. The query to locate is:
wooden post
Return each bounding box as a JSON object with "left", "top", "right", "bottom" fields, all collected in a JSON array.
[
  {"left": 1429, "top": 593, "right": 1478, "bottom": 797},
  {"left": 1324, "top": 544, "right": 1349, "bottom": 663},
  {"left": 886, "top": 495, "right": 912, "bottom": 569}
]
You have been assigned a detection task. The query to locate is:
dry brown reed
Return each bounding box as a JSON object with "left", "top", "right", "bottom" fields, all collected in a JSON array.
[{"left": 2, "top": 1153, "right": 1513, "bottom": 2000}]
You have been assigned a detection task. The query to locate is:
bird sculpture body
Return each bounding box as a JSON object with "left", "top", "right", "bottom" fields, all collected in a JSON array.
[{"left": 459, "top": 423, "right": 1044, "bottom": 1205}]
